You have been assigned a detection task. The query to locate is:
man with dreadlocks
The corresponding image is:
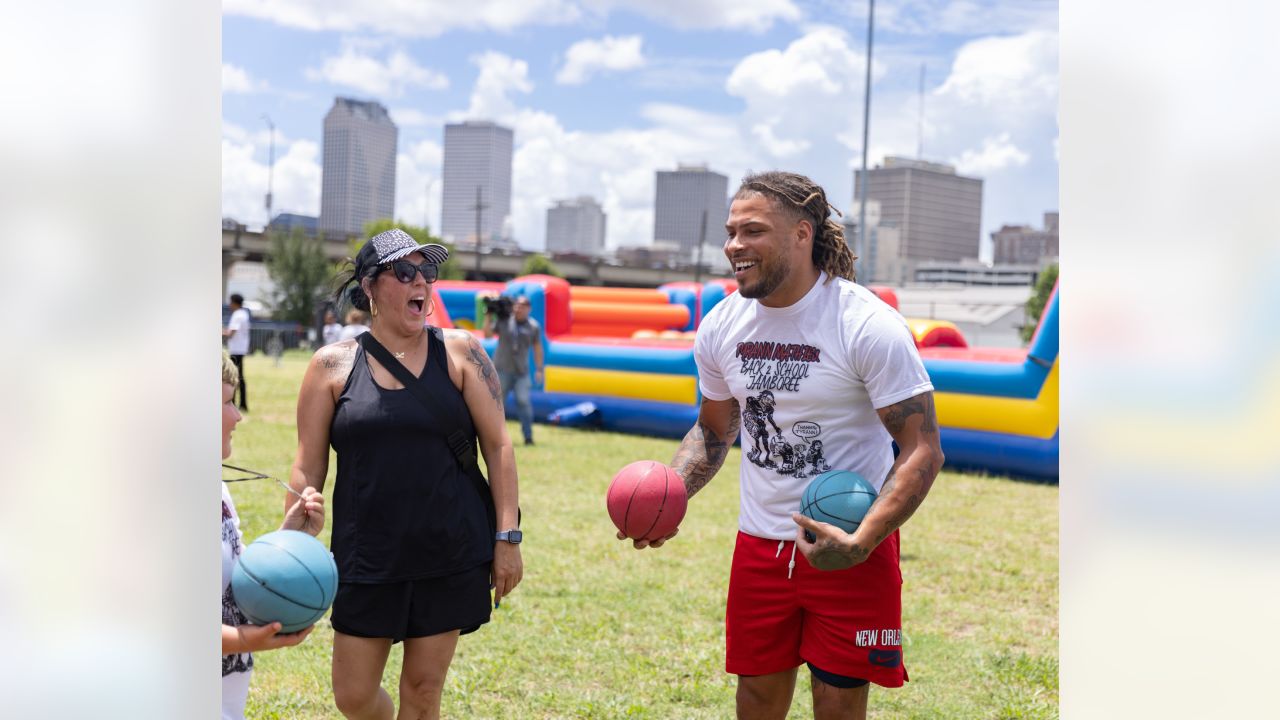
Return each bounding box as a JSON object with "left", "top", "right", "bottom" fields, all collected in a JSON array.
[{"left": 621, "top": 171, "right": 943, "bottom": 720}]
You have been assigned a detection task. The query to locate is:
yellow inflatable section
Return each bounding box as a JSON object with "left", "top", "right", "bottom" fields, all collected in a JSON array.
[
  {"left": 546, "top": 366, "right": 698, "bottom": 405},
  {"left": 934, "top": 360, "right": 1059, "bottom": 439}
]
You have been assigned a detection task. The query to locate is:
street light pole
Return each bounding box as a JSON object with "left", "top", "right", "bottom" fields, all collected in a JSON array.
[
  {"left": 857, "top": 0, "right": 875, "bottom": 283},
  {"left": 262, "top": 114, "right": 275, "bottom": 231}
]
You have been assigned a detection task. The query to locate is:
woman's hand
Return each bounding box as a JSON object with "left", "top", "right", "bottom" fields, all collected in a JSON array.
[
  {"left": 281, "top": 486, "right": 325, "bottom": 536},
  {"left": 491, "top": 542, "right": 523, "bottom": 607}
]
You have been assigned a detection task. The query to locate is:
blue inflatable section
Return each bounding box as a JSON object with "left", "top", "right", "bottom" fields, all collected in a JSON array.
[
  {"left": 938, "top": 427, "right": 1059, "bottom": 481},
  {"left": 701, "top": 283, "right": 729, "bottom": 321},
  {"left": 920, "top": 291, "right": 1059, "bottom": 399},
  {"left": 517, "top": 391, "right": 698, "bottom": 438},
  {"left": 1026, "top": 288, "right": 1060, "bottom": 366},
  {"left": 439, "top": 287, "right": 480, "bottom": 324},
  {"left": 924, "top": 358, "right": 1050, "bottom": 399},
  {"left": 659, "top": 287, "right": 699, "bottom": 331},
  {"left": 547, "top": 343, "right": 698, "bottom": 375}
]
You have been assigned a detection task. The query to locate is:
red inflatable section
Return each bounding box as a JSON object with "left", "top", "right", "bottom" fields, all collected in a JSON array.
[
  {"left": 918, "top": 346, "right": 1027, "bottom": 363},
  {"left": 428, "top": 284, "right": 454, "bottom": 329},
  {"left": 707, "top": 278, "right": 738, "bottom": 295},
  {"left": 434, "top": 279, "right": 506, "bottom": 294},
  {"left": 570, "top": 287, "right": 669, "bottom": 304},
  {"left": 516, "top": 274, "right": 572, "bottom": 338},
  {"left": 915, "top": 323, "right": 969, "bottom": 349},
  {"left": 868, "top": 285, "right": 899, "bottom": 310}
]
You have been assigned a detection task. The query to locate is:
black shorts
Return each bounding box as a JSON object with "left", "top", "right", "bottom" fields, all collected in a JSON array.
[{"left": 330, "top": 563, "right": 492, "bottom": 643}]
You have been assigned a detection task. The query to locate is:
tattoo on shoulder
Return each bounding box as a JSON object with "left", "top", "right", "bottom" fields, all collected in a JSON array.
[
  {"left": 464, "top": 335, "right": 503, "bottom": 405},
  {"left": 881, "top": 392, "right": 938, "bottom": 435},
  {"left": 317, "top": 344, "right": 355, "bottom": 378}
]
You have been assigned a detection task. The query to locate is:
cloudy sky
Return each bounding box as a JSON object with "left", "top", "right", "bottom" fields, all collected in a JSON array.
[{"left": 222, "top": 0, "right": 1058, "bottom": 260}]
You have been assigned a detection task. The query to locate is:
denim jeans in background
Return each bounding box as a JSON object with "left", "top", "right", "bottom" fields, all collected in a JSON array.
[{"left": 497, "top": 370, "right": 534, "bottom": 442}]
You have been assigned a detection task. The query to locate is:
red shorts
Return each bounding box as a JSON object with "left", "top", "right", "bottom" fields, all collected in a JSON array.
[{"left": 725, "top": 530, "right": 908, "bottom": 688}]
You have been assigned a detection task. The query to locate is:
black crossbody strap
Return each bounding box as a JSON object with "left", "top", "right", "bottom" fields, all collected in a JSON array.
[{"left": 357, "top": 330, "right": 504, "bottom": 532}]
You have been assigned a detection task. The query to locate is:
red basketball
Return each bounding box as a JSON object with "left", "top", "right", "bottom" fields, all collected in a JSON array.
[{"left": 606, "top": 461, "right": 688, "bottom": 542}]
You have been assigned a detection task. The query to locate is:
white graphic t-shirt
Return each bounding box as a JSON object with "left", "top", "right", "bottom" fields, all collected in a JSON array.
[{"left": 695, "top": 273, "right": 933, "bottom": 540}]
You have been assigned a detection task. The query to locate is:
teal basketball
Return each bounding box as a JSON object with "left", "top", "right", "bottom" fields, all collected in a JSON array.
[
  {"left": 799, "top": 470, "right": 878, "bottom": 538},
  {"left": 231, "top": 530, "right": 338, "bottom": 633}
]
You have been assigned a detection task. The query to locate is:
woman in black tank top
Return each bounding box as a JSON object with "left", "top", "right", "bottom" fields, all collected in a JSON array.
[{"left": 288, "top": 229, "right": 523, "bottom": 719}]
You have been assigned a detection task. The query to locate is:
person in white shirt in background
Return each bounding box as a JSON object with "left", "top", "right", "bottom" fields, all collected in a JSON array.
[
  {"left": 337, "top": 308, "right": 370, "bottom": 342},
  {"left": 323, "top": 309, "right": 344, "bottom": 346},
  {"left": 222, "top": 294, "right": 252, "bottom": 411}
]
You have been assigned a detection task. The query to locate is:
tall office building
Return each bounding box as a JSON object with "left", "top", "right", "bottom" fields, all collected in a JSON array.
[
  {"left": 653, "top": 164, "right": 729, "bottom": 257},
  {"left": 992, "top": 211, "right": 1059, "bottom": 264},
  {"left": 441, "top": 121, "right": 513, "bottom": 248},
  {"left": 853, "top": 157, "right": 983, "bottom": 262},
  {"left": 546, "top": 196, "right": 606, "bottom": 255},
  {"left": 319, "top": 97, "right": 398, "bottom": 239}
]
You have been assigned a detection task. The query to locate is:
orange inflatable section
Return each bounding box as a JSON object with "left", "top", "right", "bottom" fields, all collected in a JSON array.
[
  {"left": 571, "top": 301, "right": 689, "bottom": 328},
  {"left": 570, "top": 287, "right": 669, "bottom": 304}
]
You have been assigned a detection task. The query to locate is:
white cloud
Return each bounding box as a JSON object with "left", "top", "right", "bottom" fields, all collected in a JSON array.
[
  {"left": 396, "top": 140, "right": 446, "bottom": 232},
  {"left": 950, "top": 132, "right": 1030, "bottom": 175},
  {"left": 223, "top": 0, "right": 583, "bottom": 36},
  {"left": 751, "top": 123, "right": 810, "bottom": 158},
  {"left": 727, "top": 26, "right": 873, "bottom": 100},
  {"left": 459, "top": 51, "right": 535, "bottom": 120},
  {"left": 556, "top": 35, "right": 645, "bottom": 85},
  {"left": 389, "top": 108, "right": 439, "bottom": 127},
  {"left": 222, "top": 0, "right": 799, "bottom": 36},
  {"left": 826, "top": 0, "right": 1056, "bottom": 37},
  {"left": 500, "top": 102, "right": 760, "bottom": 251},
  {"left": 222, "top": 63, "right": 267, "bottom": 94},
  {"left": 305, "top": 42, "right": 448, "bottom": 98},
  {"left": 726, "top": 26, "right": 883, "bottom": 161},
  {"left": 222, "top": 122, "right": 321, "bottom": 230},
  {"left": 935, "top": 30, "right": 1057, "bottom": 112},
  {"left": 588, "top": 0, "right": 801, "bottom": 32}
]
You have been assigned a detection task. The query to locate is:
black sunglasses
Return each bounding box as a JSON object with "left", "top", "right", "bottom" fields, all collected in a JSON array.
[{"left": 378, "top": 258, "right": 438, "bottom": 284}]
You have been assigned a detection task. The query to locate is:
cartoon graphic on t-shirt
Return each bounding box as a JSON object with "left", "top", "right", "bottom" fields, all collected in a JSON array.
[
  {"left": 806, "top": 439, "right": 832, "bottom": 474},
  {"left": 770, "top": 433, "right": 801, "bottom": 476},
  {"left": 744, "top": 390, "right": 782, "bottom": 467},
  {"left": 736, "top": 340, "right": 831, "bottom": 478}
]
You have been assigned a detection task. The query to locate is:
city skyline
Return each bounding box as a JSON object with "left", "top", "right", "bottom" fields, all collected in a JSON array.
[{"left": 222, "top": 1, "right": 1059, "bottom": 260}]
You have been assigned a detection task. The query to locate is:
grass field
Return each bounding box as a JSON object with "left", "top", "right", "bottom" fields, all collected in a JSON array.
[{"left": 227, "top": 353, "right": 1058, "bottom": 719}]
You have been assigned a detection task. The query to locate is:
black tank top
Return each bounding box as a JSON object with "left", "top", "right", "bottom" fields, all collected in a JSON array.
[{"left": 329, "top": 329, "right": 492, "bottom": 582}]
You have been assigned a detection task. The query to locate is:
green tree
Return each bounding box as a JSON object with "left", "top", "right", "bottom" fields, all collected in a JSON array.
[
  {"left": 1021, "top": 263, "right": 1059, "bottom": 343},
  {"left": 520, "top": 253, "right": 563, "bottom": 278},
  {"left": 360, "top": 219, "right": 463, "bottom": 280},
  {"left": 265, "top": 227, "right": 330, "bottom": 325}
]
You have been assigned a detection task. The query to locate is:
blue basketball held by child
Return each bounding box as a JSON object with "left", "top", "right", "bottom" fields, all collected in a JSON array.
[{"left": 231, "top": 530, "right": 338, "bottom": 634}]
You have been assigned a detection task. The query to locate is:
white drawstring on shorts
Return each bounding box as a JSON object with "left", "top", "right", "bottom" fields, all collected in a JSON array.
[{"left": 776, "top": 539, "right": 797, "bottom": 580}]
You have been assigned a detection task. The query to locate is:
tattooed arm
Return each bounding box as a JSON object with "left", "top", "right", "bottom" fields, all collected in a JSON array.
[
  {"left": 625, "top": 397, "right": 741, "bottom": 550},
  {"left": 286, "top": 342, "right": 353, "bottom": 517},
  {"left": 673, "top": 397, "right": 741, "bottom": 498},
  {"left": 446, "top": 329, "right": 523, "bottom": 598},
  {"left": 794, "top": 391, "right": 944, "bottom": 570}
]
